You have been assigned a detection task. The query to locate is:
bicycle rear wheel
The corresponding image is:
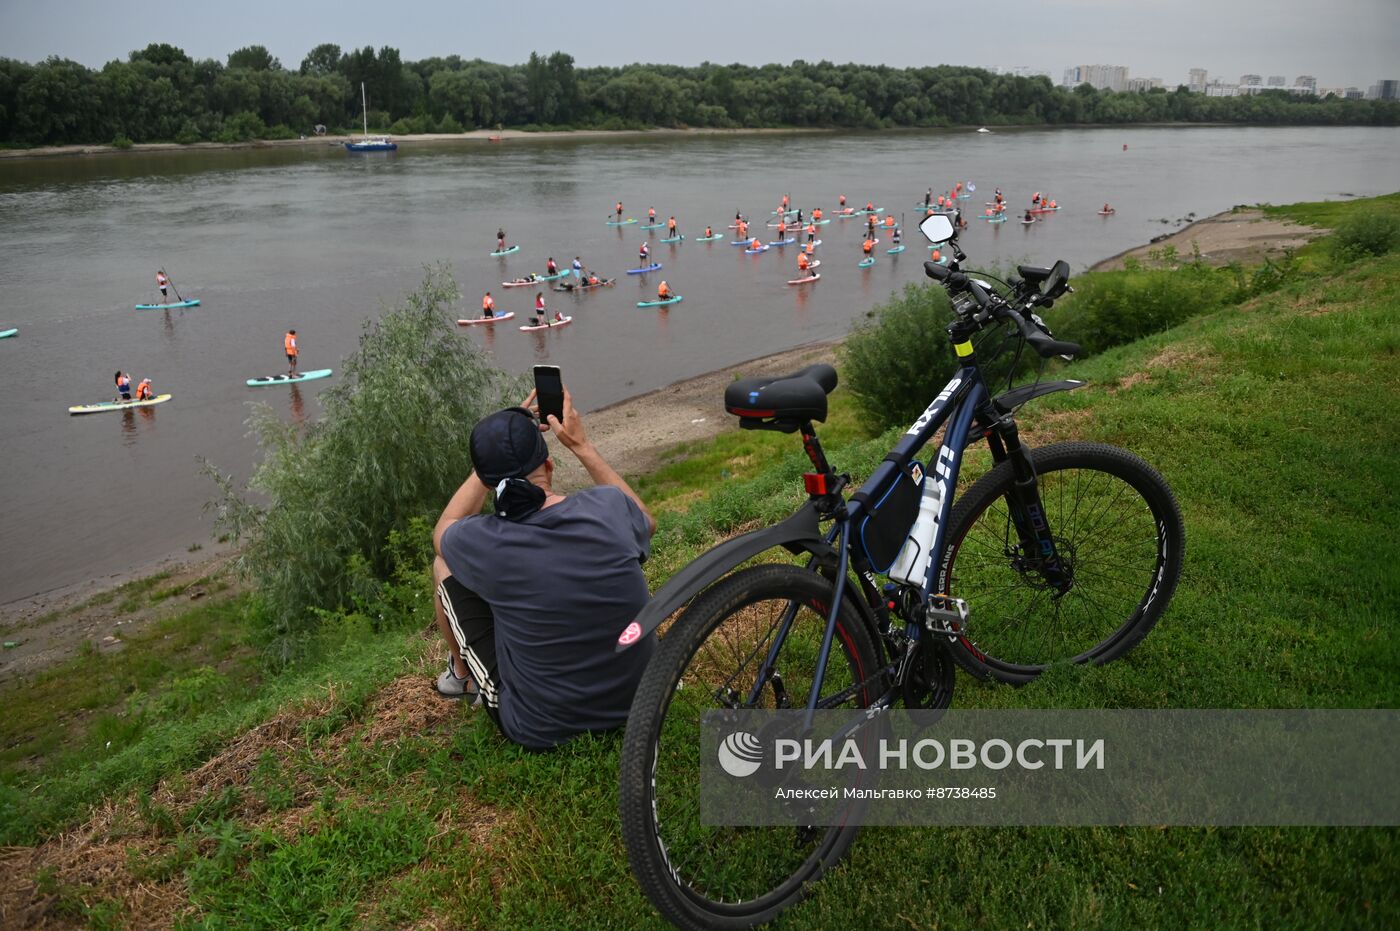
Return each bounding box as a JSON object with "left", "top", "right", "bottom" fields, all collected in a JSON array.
[
  {"left": 619, "top": 563, "right": 881, "bottom": 930},
  {"left": 937, "top": 441, "right": 1184, "bottom": 684}
]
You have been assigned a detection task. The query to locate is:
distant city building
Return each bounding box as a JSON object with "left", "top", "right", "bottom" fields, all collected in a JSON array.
[
  {"left": 1344, "top": 87, "right": 1365, "bottom": 99},
  {"left": 1370, "top": 79, "right": 1398, "bottom": 100},
  {"left": 1267, "top": 75, "right": 1286, "bottom": 86},
  {"left": 1062, "top": 64, "right": 1129, "bottom": 91},
  {"left": 1188, "top": 68, "right": 1208, "bottom": 93},
  {"left": 1295, "top": 75, "right": 1317, "bottom": 93},
  {"left": 1240, "top": 74, "right": 1262, "bottom": 86},
  {"left": 1126, "top": 77, "right": 1164, "bottom": 92},
  {"left": 1205, "top": 81, "right": 1240, "bottom": 97},
  {"left": 1317, "top": 87, "right": 1345, "bottom": 99}
]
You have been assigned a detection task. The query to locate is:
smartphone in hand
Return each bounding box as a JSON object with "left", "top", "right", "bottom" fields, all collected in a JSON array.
[{"left": 533, "top": 365, "right": 564, "bottom": 424}]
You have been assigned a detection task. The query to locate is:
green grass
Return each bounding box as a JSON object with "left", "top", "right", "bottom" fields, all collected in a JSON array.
[
  {"left": 3, "top": 193, "right": 1398, "bottom": 928},
  {"left": 1260, "top": 191, "right": 1400, "bottom": 229}
]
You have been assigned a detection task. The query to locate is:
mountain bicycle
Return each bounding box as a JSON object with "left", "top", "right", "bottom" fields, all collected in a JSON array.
[{"left": 616, "top": 212, "right": 1185, "bottom": 929}]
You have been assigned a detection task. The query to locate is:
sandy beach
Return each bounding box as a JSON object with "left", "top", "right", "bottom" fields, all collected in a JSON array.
[{"left": 0, "top": 126, "right": 828, "bottom": 161}]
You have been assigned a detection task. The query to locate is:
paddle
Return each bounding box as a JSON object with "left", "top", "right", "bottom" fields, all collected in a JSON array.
[{"left": 160, "top": 267, "right": 184, "bottom": 302}]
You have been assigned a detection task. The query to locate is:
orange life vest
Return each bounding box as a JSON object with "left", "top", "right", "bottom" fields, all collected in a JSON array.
[
  {"left": 863, "top": 239, "right": 874, "bottom": 254},
  {"left": 483, "top": 295, "right": 494, "bottom": 311},
  {"left": 813, "top": 209, "right": 822, "bottom": 220},
  {"left": 155, "top": 272, "right": 168, "bottom": 287},
  {"left": 658, "top": 282, "right": 670, "bottom": 298},
  {"left": 751, "top": 239, "right": 761, "bottom": 249},
  {"left": 136, "top": 379, "right": 153, "bottom": 400},
  {"left": 798, "top": 253, "right": 809, "bottom": 270},
  {"left": 885, "top": 216, "right": 895, "bottom": 227},
  {"left": 284, "top": 333, "right": 297, "bottom": 355},
  {"left": 865, "top": 202, "right": 874, "bottom": 212}
]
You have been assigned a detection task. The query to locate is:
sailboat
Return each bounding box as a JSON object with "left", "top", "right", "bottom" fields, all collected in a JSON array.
[{"left": 345, "top": 82, "right": 397, "bottom": 152}]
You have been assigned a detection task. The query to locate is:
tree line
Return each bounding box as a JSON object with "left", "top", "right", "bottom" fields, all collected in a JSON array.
[{"left": 1, "top": 42, "right": 1395, "bottom": 147}]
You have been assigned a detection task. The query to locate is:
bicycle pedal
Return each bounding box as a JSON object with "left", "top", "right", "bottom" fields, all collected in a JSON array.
[{"left": 924, "top": 594, "right": 969, "bottom": 638}]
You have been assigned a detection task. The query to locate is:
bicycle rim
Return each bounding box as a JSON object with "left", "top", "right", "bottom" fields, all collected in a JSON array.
[
  {"left": 940, "top": 442, "right": 1183, "bottom": 681},
  {"left": 620, "top": 564, "right": 878, "bottom": 928}
]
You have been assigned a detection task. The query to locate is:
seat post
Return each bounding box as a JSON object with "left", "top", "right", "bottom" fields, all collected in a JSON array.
[{"left": 799, "top": 422, "right": 832, "bottom": 474}]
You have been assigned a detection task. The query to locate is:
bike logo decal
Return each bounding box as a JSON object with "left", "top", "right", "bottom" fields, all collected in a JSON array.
[
  {"left": 906, "top": 378, "right": 962, "bottom": 436},
  {"left": 617, "top": 621, "right": 643, "bottom": 646},
  {"left": 717, "top": 731, "right": 765, "bottom": 778}
]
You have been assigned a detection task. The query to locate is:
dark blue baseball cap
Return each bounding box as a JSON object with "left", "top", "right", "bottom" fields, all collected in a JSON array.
[{"left": 469, "top": 407, "right": 549, "bottom": 486}]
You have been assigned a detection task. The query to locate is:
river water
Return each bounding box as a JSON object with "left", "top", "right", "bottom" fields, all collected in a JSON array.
[{"left": 2, "top": 125, "right": 1397, "bottom": 603}]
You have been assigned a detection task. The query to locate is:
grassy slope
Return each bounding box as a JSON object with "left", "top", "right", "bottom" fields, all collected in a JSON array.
[{"left": 3, "top": 196, "right": 1398, "bottom": 928}]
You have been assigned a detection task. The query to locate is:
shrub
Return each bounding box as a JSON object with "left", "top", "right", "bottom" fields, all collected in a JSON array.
[
  {"left": 1331, "top": 211, "right": 1400, "bottom": 260},
  {"left": 174, "top": 120, "right": 202, "bottom": 144},
  {"left": 216, "top": 111, "right": 266, "bottom": 143},
  {"left": 841, "top": 282, "right": 960, "bottom": 432},
  {"left": 111, "top": 134, "right": 134, "bottom": 149},
  {"left": 436, "top": 114, "right": 464, "bottom": 133},
  {"left": 1053, "top": 263, "right": 1224, "bottom": 357},
  {"left": 204, "top": 266, "right": 524, "bottom": 664}
]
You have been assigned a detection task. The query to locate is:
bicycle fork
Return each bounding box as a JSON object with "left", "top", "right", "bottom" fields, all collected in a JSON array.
[{"left": 987, "top": 417, "right": 1073, "bottom": 594}]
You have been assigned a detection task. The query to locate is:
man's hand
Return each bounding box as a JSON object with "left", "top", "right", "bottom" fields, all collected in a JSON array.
[{"left": 545, "top": 386, "right": 589, "bottom": 452}]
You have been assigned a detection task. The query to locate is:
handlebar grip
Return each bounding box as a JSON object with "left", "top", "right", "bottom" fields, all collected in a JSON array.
[
  {"left": 966, "top": 279, "right": 992, "bottom": 309},
  {"left": 924, "top": 261, "right": 952, "bottom": 281},
  {"left": 1023, "top": 324, "right": 1080, "bottom": 358}
]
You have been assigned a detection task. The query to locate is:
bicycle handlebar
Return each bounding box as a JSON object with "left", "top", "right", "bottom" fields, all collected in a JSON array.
[{"left": 924, "top": 257, "right": 1080, "bottom": 360}]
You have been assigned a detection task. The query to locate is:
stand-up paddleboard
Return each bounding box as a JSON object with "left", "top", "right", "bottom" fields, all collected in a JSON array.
[
  {"left": 70, "top": 394, "right": 171, "bottom": 415},
  {"left": 743, "top": 245, "right": 769, "bottom": 254},
  {"left": 0, "top": 328, "right": 16, "bottom": 339},
  {"left": 136, "top": 299, "right": 200, "bottom": 310},
  {"left": 489, "top": 245, "right": 521, "bottom": 256},
  {"left": 247, "top": 369, "right": 333, "bottom": 387},
  {"left": 1021, "top": 218, "right": 1037, "bottom": 225},
  {"left": 640, "top": 223, "right": 666, "bottom": 229},
  {"left": 458, "top": 313, "right": 516, "bottom": 325},
  {"left": 519, "top": 315, "right": 572, "bottom": 332},
  {"left": 768, "top": 238, "right": 795, "bottom": 247},
  {"left": 555, "top": 278, "right": 615, "bottom": 292},
  {"left": 1097, "top": 209, "right": 1116, "bottom": 216},
  {"left": 537, "top": 270, "right": 570, "bottom": 281},
  {"left": 787, "top": 274, "right": 821, "bottom": 285},
  {"left": 1029, "top": 206, "right": 1060, "bottom": 214},
  {"left": 858, "top": 257, "right": 875, "bottom": 268},
  {"left": 985, "top": 216, "right": 1007, "bottom": 224},
  {"left": 807, "top": 259, "right": 822, "bottom": 269},
  {"left": 853, "top": 207, "right": 885, "bottom": 215},
  {"left": 804, "top": 239, "right": 823, "bottom": 247},
  {"left": 887, "top": 245, "right": 906, "bottom": 254},
  {"left": 659, "top": 235, "right": 684, "bottom": 243},
  {"left": 638, "top": 295, "right": 683, "bottom": 308},
  {"left": 626, "top": 263, "right": 663, "bottom": 275},
  {"left": 730, "top": 240, "right": 751, "bottom": 246},
  {"left": 502, "top": 278, "right": 545, "bottom": 288},
  {"left": 696, "top": 234, "right": 724, "bottom": 241},
  {"left": 927, "top": 251, "right": 950, "bottom": 265},
  {"left": 606, "top": 218, "right": 638, "bottom": 226}
]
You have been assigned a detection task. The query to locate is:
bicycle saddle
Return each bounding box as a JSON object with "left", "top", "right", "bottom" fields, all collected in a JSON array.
[{"left": 725, "top": 363, "right": 838, "bottom": 431}]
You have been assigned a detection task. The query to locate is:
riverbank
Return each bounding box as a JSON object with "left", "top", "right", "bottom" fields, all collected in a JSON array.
[
  {"left": 1090, "top": 207, "right": 1327, "bottom": 271},
  {"left": 0, "top": 200, "right": 1335, "bottom": 668},
  {"left": 0, "top": 126, "right": 830, "bottom": 161}
]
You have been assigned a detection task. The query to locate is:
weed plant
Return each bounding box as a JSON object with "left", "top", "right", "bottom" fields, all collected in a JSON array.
[{"left": 204, "top": 266, "right": 522, "bottom": 664}]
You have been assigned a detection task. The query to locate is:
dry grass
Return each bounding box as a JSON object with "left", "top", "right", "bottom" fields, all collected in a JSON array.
[{"left": 0, "top": 637, "right": 505, "bottom": 929}]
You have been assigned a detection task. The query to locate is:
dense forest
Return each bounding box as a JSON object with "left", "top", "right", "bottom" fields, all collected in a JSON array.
[{"left": 1, "top": 42, "right": 1396, "bottom": 147}]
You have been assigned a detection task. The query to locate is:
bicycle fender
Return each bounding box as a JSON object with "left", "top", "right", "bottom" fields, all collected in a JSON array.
[
  {"left": 992, "top": 379, "right": 1085, "bottom": 414},
  {"left": 615, "top": 501, "right": 836, "bottom": 652}
]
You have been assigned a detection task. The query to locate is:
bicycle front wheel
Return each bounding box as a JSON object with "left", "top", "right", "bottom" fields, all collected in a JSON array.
[
  {"left": 938, "top": 441, "right": 1184, "bottom": 684},
  {"left": 619, "top": 563, "right": 881, "bottom": 930}
]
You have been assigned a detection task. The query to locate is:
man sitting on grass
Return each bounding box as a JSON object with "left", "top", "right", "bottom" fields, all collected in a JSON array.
[{"left": 430, "top": 386, "right": 657, "bottom": 750}]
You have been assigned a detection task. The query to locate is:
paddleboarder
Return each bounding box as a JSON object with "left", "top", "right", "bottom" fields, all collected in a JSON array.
[
  {"left": 657, "top": 280, "right": 672, "bottom": 302},
  {"left": 482, "top": 292, "right": 497, "bottom": 320},
  {"left": 285, "top": 329, "right": 299, "bottom": 376},
  {"left": 667, "top": 216, "right": 679, "bottom": 238},
  {"left": 546, "top": 257, "right": 559, "bottom": 276},
  {"left": 135, "top": 377, "right": 155, "bottom": 401},
  {"left": 616, "top": 201, "right": 624, "bottom": 221},
  {"left": 155, "top": 270, "right": 170, "bottom": 305},
  {"left": 638, "top": 240, "right": 650, "bottom": 268},
  {"left": 114, "top": 371, "right": 132, "bottom": 403},
  {"left": 496, "top": 228, "right": 508, "bottom": 252}
]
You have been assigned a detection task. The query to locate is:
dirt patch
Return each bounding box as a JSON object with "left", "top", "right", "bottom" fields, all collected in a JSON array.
[
  {"left": 1091, "top": 209, "right": 1325, "bottom": 272},
  {"left": 1016, "top": 408, "right": 1094, "bottom": 448},
  {"left": 0, "top": 550, "right": 240, "bottom": 687},
  {"left": 0, "top": 641, "right": 505, "bottom": 929}
]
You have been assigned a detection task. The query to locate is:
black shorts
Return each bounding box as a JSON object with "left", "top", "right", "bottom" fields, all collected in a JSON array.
[
  {"left": 437, "top": 575, "right": 503, "bottom": 728},
  {"left": 286, "top": 354, "right": 297, "bottom": 364}
]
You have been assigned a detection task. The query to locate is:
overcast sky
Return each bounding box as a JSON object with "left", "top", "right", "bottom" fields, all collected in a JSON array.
[{"left": 2, "top": 0, "right": 1396, "bottom": 88}]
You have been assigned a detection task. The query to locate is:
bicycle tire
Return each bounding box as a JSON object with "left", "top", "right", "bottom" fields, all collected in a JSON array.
[
  {"left": 937, "top": 441, "right": 1184, "bottom": 684},
  {"left": 619, "top": 563, "right": 881, "bottom": 930}
]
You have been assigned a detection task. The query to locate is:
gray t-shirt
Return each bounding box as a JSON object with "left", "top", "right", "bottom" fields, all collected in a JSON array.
[{"left": 440, "top": 485, "right": 655, "bottom": 749}]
